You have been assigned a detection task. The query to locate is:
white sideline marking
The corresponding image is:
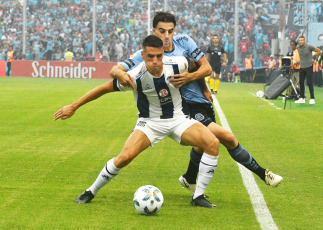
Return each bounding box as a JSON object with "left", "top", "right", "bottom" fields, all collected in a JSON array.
[
  {"left": 212, "top": 95, "right": 278, "bottom": 230},
  {"left": 250, "top": 93, "right": 282, "bottom": 110}
]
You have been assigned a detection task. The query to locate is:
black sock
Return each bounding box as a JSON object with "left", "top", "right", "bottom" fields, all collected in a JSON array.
[
  {"left": 183, "top": 148, "right": 202, "bottom": 184},
  {"left": 228, "top": 144, "right": 266, "bottom": 181}
]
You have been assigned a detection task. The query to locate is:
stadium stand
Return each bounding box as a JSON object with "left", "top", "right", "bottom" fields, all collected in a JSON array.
[{"left": 0, "top": 0, "right": 322, "bottom": 68}]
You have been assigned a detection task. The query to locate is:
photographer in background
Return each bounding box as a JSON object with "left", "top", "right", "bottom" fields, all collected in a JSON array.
[{"left": 295, "top": 36, "right": 321, "bottom": 105}]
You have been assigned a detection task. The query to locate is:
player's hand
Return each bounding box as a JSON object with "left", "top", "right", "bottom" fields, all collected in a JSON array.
[
  {"left": 117, "top": 72, "right": 134, "bottom": 89},
  {"left": 203, "top": 88, "right": 213, "bottom": 102},
  {"left": 222, "top": 62, "right": 227, "bottom": 67},
  {"left": 54, "top": 104, "right": 77, "bottom": 120},
  {"left": 169, "top": 64, "right": 190, "bottom": 88}
]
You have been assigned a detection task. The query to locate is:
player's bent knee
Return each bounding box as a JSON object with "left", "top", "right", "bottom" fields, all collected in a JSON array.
[{"left": 202, "top": 136, "right": 219, "bottom": 156}]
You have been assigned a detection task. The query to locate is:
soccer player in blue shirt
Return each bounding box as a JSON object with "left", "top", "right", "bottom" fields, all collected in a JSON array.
[{"left": 110, "top": 12, "right": 283, "bottom": 194}]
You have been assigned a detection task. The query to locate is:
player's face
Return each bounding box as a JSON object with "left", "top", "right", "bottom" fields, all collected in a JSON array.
[
  {"left": 213, "top": 36, "right": 219, "bottom": 43},
  {"left": 142, "top": 46, "right": 164, "bottom": 77},
  {"left": 299, "top": 38, "right": 305, "bottom": 46},
  {"left": 153, "top": 22, "right": 175, "bottom": 51}
]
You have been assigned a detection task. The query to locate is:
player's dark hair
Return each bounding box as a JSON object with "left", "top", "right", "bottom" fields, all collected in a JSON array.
[
  {"left": 142, "top": 35, "right": 163, "bottom": 48},
  {"left": 153, "top": 12, "right": 176, "bottom": 28},
  {"left": 290, "top": 40, "right": 297, "bottom": 46},
  {"left": 299, "top": 35, "right": 305, "bottom": 39}
]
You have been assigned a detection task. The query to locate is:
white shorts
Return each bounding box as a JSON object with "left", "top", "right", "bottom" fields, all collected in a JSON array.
[{"left": 134, "top": 115, "right": 198, "bottom": 147}]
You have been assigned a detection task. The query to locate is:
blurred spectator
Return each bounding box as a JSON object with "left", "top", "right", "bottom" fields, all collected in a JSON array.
[
  {"left": 265, "top": 55, "right": 276, "bottom": 79},
  {"left": 95, "top": 50, "right": 102, "bottom": 62},
  {"left": 6, "top": 46, "right": 15, "bottom": 76},
  {"left": 0, "top": 0, "right": 321, "bottom": 65},
  {"left": 244, "top": 54, "right": 253, "bottom": 82},
  {"left": 115, "top": 38, "right": 124, "bottom": 61},
  {"left": 0, "top": 48, "right": 5, "bottom": 60},
  {"left": 227, "top": 62, "right": 240, "bottom": 82},
  {"left": 64, "top": 48, "right": 74, "bottom": 62}
]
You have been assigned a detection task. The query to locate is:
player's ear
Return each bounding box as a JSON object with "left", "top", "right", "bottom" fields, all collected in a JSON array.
[
  {"left": 152, "top": 28, "right": 156, "bottom": 35},
  {"left": 141, "top": 51, "right": 144, "bottom": 59}
]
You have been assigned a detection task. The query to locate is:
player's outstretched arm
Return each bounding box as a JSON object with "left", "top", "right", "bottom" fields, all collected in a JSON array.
[
  {"left": 170, "top": 56, "right": 212, "bottom": 88},
  {"left": 110, "top": 65, "right": 134, "bottom": 89},
  {"left": 54, "top": 81, "right": 115, "bottom": 120}
]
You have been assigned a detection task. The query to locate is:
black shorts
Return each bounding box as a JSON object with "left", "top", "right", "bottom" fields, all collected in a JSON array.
[
  {"left": 188, "top": 103, "right": 216, "bottom": 127},
  {"left": 211, "top": 65, "right": 221, "bottom": 74}
]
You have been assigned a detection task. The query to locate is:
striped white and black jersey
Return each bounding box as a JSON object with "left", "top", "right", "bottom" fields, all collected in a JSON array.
[{"left": 113, "top": 56, "right": 189, "bottom": 119}]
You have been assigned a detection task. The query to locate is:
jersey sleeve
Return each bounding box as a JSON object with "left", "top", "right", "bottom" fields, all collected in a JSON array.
[
  {"left": 175, "top": 34, "right": 204, "bottom": 62},
  {"left": 207, "top": 45, "right": 211, "bottom": 53},
  {"left": 119, "top": 49, "right": 143, "bottom": 71},
  {"left": 114, "top": 61, "right": 146, "bottom": 91},
  {"left": 176, "top": 56, "right": 189, "bottom": 73},
  {"left": 221, "top": 47, "right": 226, "bottom": 54},
  {"left": 112, "top": 78, "right": 132, "bottom": 92}
]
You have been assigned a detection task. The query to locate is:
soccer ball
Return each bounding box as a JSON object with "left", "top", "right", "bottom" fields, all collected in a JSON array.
[
  {"left": 133, "top": 185, "right": 164, "bottom": 215},
  {"left": 256, "top": 91, "right": 264, "bottom": 98}
]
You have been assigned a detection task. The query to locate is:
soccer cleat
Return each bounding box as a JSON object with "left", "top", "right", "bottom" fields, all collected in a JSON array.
[
  {"left": 265, "top": 170, "right": 283, "bottom": 187},
  {"left": 191, "top": 195, "right": 217, "bottom": 208},
  {"left": 179, "top": 175, "right": 196, "bottom": 196},
  {"left": 75, "top": 190, "right": 95, "bottom": 203},
  {"left": 309, "top": 99, "right": 315, "bottom": 105},
  {"left": 295, "top": 98, "right": 305, "bottom": 103}
]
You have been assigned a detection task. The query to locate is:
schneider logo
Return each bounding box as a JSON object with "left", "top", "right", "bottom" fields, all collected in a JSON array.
[{"left": 31, "top": 61, "right": 96, "bottom": 79}]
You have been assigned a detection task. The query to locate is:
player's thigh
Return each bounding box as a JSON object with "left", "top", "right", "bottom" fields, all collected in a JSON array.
[
  {"left": 114, "top": 130, "right": 151, "bottom": 168},
  {"left": 181, "top": 122, "right": 219, "bottom": 156},
  {"left": 207, "top": 122, "right": 238, "bottom": 150}
]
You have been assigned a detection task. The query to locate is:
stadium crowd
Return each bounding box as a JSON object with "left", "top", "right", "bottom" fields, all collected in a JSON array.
[{"left": 0, "top": 0, "right": 322, "bottom": 67}]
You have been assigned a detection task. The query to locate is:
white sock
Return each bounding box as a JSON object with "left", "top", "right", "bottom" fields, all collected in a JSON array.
[
  {"left": 87, "top": 158, "right": 121, "bottom": 196},
  {"left": 193, "top": 153, "right": 218, "bottom": 199}
]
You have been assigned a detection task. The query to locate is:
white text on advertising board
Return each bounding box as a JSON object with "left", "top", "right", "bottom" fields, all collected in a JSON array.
[{"left": 32, "top": 61, "right": 96, "bottom": 79}]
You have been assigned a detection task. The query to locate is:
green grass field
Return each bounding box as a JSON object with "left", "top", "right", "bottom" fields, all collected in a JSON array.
[{"left": 0, "top": 77, "right": 322, "bottom": 229}]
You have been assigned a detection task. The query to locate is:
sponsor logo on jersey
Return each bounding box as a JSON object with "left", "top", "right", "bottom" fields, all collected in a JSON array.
[
  {"left": 160, "top": 96, "right": 172, "bottom": 105},
  {"left": 176, "top": 36, "right": 189, "bottom": 42},
  {"left": 191, "top": 48, "right": 202, "bottom": 58},
  {"left": 159, "top": 89, "right": 169, "bottom": 97}
]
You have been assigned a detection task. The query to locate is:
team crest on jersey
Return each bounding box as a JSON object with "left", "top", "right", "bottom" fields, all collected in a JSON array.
[
  {"left": 159, "top": 89, "right": 169, "bottom": 97},
  {"left": 195, "top": 113, "right": 205, "bottom": 121}
]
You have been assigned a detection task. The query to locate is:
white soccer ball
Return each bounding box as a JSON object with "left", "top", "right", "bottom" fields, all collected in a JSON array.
[
  {"left": 256, "top": 91, "right": 264, "bottom": 98},
  {"left": 133, "top": 185, "right": 164, "bottom": 215}
]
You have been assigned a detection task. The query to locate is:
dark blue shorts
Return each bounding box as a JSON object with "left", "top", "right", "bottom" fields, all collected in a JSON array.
[{"left": 188, "top": 103, "right": 216, "bottom": 127}]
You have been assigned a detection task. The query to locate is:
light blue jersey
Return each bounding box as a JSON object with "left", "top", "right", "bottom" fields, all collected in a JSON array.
[{"left": 120, "top": 34, "right": 211, "bottom": 105}]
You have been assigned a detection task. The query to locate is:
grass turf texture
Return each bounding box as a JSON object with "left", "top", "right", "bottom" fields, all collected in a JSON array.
[{"left": 0, "top": 77, "right": 322, "bottom": 229}]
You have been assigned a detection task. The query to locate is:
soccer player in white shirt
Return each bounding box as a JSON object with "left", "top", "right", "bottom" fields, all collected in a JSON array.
[{"left": 54, "top": 35, "right": 219, "bottom": 208}]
